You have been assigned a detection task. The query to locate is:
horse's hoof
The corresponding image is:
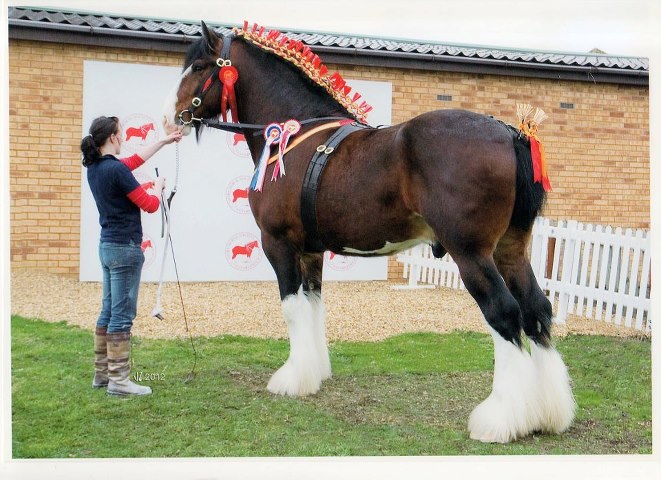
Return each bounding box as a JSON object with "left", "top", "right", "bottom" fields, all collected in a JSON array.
[{"left": 266, "top": 359, "right": 321, "bottom": 397}]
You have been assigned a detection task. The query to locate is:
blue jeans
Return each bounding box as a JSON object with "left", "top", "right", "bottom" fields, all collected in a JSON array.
[{"left": 97, "top": 242, "right": 144, "bottom": 333}]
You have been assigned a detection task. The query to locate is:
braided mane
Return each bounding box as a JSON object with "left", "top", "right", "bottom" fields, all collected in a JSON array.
[{"left": 234, "top": 21, "right": 373, "bottom": 123}]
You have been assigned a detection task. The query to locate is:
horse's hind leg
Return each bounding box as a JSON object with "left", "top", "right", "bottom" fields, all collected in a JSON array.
[
  {"left": 452, "top": 251, "right": 542, "bottom": 443},
  {"left": 494, "top": 228, "right": 575, "bottom": 435},
  {"left": 262, "top": 235, "right": 329, "bottom": 396}
]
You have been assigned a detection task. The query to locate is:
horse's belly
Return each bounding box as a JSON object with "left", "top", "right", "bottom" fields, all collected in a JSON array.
[{"left": 341, "top": 238, "right": 428, "bottom": 256}]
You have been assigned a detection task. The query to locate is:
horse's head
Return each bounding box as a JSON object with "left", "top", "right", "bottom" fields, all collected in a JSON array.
[{"left": 163, "top": 21, "right": 226, "bottom": 137}]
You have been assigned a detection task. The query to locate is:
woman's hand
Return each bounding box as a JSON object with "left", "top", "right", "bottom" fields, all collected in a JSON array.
[
  {"left": 161, "top": 130, "right": 183, "bottom": 145},
  {"left": 135, "top": 131, "right": 183, "bottom": 162},
  {"left": 154, "top": 176, "right": 166, "bottom": 195}
]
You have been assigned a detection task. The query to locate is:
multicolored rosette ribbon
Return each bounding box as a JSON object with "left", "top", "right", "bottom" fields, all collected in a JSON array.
[{"left": 251, "top": 123, "right": 282, "bottom": 192}]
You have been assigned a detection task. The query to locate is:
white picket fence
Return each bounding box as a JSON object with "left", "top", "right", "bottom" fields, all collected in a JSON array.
[{"left": 396, "top": 217, "right": 651, "bottom": 332}]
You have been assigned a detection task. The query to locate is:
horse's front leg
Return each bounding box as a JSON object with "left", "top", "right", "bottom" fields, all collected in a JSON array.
[
  {"left": 301, "top": 253, "right": 332, "bottom": 381},
  {"left": 262, "top": 235, "right": 328, "bottom": 396}
]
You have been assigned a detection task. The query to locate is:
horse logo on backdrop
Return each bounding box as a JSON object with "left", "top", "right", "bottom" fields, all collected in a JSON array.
[
  {"left": 225, "top": 232, "right": 262, "bottom": 271},
  {"left": 121, "top": 113, "right": 160, "bottom": 155},
  {"left": 226, "top": 131, "right": 250, "bottom": 158},
  {"left": 325, "top": 251, "right": 357, "bottom": 271},
  {"left": 225, "top": 176, "right": 252, "bottom": 214},
  {"left": 140, "top": 233, "right": 157, "bottom": 270}
]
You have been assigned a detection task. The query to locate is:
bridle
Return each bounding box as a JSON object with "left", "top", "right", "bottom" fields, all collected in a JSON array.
[{"left": 177, "top": 33, "right": 237, "bottom": 128}]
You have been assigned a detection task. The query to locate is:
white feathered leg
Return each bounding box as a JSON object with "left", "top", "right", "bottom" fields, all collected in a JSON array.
[
  {"left": 468, "top": 327, "right": 543, "bottom": 443},
  {"left": 529, "top": 341, "right": 576, "bottom": 434},
  {"left": 267, "top": 286, "right": 325, "bottom": 396},
  {"left": 308, "top": 290, "right": 332, "bottom": 381}
]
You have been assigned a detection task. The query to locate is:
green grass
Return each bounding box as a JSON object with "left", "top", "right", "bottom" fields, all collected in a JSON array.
[{"left": 10, "top": 315, "right": 651, "bottom": 458}]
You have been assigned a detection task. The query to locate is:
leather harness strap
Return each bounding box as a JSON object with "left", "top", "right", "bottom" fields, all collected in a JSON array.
[{"left": 300, "top": 122, "right": 370, "bottom": 252}]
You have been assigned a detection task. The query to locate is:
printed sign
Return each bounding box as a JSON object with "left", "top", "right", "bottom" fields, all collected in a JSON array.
[
  {"left": 225, "top": 176, "right": 252, "bottom": 214},
  {"left": 80, "top": 60, "right": 391, "bottom": 282},
  {"left": 120, "top": 113, "right": 160, "bottom": 155},
  {"left": 225, "top": 232, "right": 262, "bottom": 271}
]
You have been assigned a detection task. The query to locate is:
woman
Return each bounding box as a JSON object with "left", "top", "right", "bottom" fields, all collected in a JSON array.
[{"left": 81, "top": 115, "right": 182, "bottom": 396}]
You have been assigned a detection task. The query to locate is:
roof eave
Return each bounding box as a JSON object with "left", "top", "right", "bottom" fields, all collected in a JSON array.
[
  {"left": 8, "top": 20, "right": 648, "bottom": 86},
  {"left": 315, "top": 46, "right": 649, "bottom": 86},
  {"left": 8, "top": 20, "right": 196, "bottom": 52}
]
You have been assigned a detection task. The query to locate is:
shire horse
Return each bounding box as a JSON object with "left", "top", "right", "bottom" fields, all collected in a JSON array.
[{"left": 163, "top": 21, "right": 575, "bottom": 443}]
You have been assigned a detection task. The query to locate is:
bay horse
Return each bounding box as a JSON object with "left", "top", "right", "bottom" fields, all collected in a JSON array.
[{"left": 163, "top": 21, "right": 575, "bottom": 443}]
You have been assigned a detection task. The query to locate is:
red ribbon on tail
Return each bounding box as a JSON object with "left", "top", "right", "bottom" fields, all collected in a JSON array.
[{"left": 529, "top": 136, "right": 552, "bottom": 192}]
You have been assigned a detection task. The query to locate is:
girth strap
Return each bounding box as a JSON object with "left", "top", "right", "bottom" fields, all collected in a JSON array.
[{"left": 301, "top": 122, "right": 369, "bottom": 252}]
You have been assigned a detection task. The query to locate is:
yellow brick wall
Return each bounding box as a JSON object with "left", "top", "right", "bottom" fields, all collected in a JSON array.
[
  {"left": 9, "top": 40, "right": 650, "bottom": 279},
  {"left": 9, "top": 41, "right": 182, "bottom": 275}
]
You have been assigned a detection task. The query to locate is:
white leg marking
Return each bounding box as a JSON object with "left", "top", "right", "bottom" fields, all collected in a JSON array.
[
  {"left": 308, "top": 291, "right": 332, "bottom": 381},
  {"left": 468, "top": 327, "right": 543, "bottom": 443},
  {"left": 267, "top": 286, "right": 326, "bottom": 397},
  {"left": 529, "top": 341, "right": 576, "bottom": 434}
]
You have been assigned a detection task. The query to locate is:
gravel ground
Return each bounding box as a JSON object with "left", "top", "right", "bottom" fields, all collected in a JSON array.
[{"left": 10, "top": 270, "right": 648, "bottom": 342}]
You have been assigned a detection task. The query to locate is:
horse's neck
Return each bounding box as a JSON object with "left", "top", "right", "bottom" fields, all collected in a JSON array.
[{"left": 233, "top": 41, "right": 346, "bottom": 161}]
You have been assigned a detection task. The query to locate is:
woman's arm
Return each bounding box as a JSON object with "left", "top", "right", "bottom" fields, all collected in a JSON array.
[
  {"left": 133, "top": 130, "right": 183, "bottom": 163},
  {"left": 126, "top": 177, "right": 166, "bottom": 213}
]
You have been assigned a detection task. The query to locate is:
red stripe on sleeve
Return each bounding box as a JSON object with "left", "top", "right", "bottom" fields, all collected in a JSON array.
[
  {"left": 120, "top": 154, "right": 145, "bottom": 171},
  {"left": 126, "top": 185, "right": 160, "bottom": 213}
]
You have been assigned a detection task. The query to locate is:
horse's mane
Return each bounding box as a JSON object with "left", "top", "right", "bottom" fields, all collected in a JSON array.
[{"left": 234, "top": 22, "right": 373, "bottom": 123}]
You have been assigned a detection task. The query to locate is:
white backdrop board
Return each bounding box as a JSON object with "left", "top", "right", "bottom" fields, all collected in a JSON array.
[{"left": 80, "top": 61, "right": 392, "bottom": 282}]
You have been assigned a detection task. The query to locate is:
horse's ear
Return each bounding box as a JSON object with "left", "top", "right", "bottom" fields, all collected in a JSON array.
[{"left": 200, "top": 20, "right": 220, "bottom": 53}]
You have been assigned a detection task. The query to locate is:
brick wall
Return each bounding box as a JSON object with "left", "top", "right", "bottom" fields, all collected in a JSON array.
[{"left": 9, "top": 40, "right": 650, "bottom": 279}]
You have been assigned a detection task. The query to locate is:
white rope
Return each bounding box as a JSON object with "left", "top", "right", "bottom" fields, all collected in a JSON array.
[
  {"left": 151, "top": 144, "right": 180, "bottom": 320},
  {"left": 151, "top": 189, "right": 171, "bottom": 320}
]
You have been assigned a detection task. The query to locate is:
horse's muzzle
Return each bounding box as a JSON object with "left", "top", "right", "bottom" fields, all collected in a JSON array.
[{"left": 163, "top": 114, "right": 191, "bottom": 136}]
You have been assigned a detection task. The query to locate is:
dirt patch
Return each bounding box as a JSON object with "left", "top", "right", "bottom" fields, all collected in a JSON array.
[{"left": 9, "top": 270, "right": 649, "bottom": 342}]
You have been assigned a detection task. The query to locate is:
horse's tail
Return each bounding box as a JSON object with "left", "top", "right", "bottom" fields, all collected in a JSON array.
[{"left": 509, "top": 128, "right": 547, "bottom": 232}]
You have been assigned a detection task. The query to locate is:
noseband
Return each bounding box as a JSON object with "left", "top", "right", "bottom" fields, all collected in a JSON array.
[{"left": 178, "top": 33, "right": 237, "bottom": 126}]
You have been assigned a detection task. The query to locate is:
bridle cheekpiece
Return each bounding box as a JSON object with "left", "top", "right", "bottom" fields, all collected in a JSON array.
[{"left": 178, "top": 33, "right": 238, "bottom": 126}]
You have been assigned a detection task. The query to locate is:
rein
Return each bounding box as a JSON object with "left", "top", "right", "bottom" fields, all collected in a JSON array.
[{"left": 199, "top": 116, "right": 353, "bottom": 136}]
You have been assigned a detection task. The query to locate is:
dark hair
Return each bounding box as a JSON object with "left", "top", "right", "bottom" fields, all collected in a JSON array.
[{"left": 80, "top": 116, "right": 119, "bottom": 167}]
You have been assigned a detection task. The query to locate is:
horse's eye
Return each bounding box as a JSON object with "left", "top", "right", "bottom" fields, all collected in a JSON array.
[{"left": 191, "top": 63, "right": 204, "bottom": 73}]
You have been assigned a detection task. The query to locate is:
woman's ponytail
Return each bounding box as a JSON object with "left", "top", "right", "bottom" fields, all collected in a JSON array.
[{"left": 81, "top": 116, "right": 119, "bottom": 167}]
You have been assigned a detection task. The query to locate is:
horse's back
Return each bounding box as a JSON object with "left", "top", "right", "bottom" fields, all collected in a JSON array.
[
  {"left": 397, "top": 108, "right": 517, "bottom": 190},
  {"left": 313, "top": 109, "right": 517, "bottom": 254},
  {"left": 400, "top": 109, "right": 513, "bottom": 152}
]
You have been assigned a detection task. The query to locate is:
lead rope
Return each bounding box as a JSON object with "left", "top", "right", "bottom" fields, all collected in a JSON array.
[{"left": 151, "top": 143, "right": 198, "bottom": 382}]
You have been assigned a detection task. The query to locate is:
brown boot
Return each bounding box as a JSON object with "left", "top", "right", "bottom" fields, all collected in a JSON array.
[
  {"left": 93, "top": 326, "right": 109, "bottom": 388},
  {"left": 106, "top": 332, "right": 152, "bottom": 396}
]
